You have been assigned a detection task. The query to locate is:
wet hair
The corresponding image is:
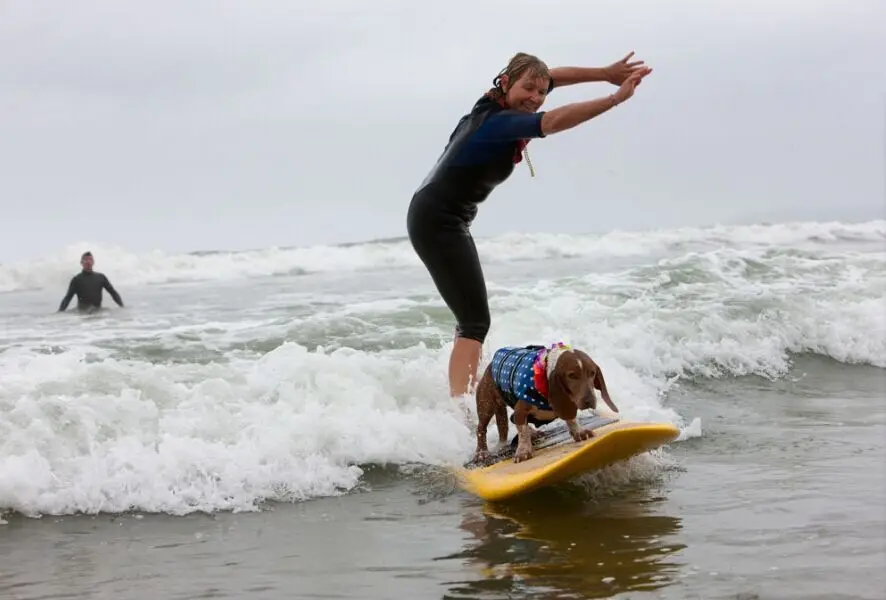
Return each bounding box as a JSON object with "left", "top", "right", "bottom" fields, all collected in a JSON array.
[
  {"left": 81, "top": 251, "right": 93, "bottom": 260},
  {"left": 486, "top": 52, "right": 552, "bottom": 102}
]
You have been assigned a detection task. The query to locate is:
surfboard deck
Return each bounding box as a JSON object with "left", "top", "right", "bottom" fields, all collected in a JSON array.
[{"left": 455, "top": 413, "right": 681, "bottom": 502}]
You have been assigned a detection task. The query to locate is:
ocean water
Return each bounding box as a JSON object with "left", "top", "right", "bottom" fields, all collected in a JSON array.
[{"left": 1, "top": 219, "right": 884, "bottom": 599}]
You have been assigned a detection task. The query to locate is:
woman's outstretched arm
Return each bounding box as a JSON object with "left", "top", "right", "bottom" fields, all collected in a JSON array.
[
  {"left": 549, "top": 51, "right": 647, "bottom": 88},
  {"left": 541, "top": 67, "right": 652, "bottom": 135},
  {"left": 549, "top": 66, "right": 611, "bottom": 87}
]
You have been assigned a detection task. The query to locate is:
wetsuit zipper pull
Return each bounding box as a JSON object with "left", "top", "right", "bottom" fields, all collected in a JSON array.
[{"left": 523, "top": 146, "right": 536, "bottom": 178}]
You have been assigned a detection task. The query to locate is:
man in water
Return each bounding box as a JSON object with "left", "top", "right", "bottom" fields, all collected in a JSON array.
[{"left": 58, "top": 251, "right": 125, "bottom": 312}]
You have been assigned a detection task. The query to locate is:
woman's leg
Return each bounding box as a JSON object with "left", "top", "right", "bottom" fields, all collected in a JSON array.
[
  {"left": 449, "top": 336, "right": 483, "bottom": 397},
  {"left": 407, "top": 203, "right": 491, "bottom": 399},
  {"left": 446, "top": 231, "right": 490, "bottom": 397}
]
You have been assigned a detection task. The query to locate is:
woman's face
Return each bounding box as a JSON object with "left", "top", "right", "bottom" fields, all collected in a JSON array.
[{"left": 501, "top": 72, "right": 549, "bottom": 113}]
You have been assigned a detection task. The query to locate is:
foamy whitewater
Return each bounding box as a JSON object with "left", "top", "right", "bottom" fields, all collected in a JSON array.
[{"left": 1, "top": 219, "right": 884, "bottom": 518}]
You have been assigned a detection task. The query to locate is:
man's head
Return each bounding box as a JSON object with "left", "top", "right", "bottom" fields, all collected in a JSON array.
[{"left": 80, "top": 251, "right": 94, "bottom": 272}]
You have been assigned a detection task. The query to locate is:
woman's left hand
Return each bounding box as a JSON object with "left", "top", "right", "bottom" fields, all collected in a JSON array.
[{"left": 604, "top": 51, "right": 647, "bottom": 85}]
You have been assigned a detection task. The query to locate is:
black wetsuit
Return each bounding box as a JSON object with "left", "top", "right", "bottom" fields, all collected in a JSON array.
[
  {"left": 406, "top": 87, "right": 552, "bottom": 343},
  {"left": 58, "top": 270, "right": 124, "bottom": 312}
]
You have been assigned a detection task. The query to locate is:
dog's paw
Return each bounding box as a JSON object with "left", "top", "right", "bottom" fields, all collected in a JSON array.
[
  {"left": 513, "top": 446, "right": 534, "bottom": 463},
  {"left": 571, "top": 428, "right": 594, "bottom": 442}
]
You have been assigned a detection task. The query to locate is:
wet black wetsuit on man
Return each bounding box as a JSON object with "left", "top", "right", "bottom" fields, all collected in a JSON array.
[{"left": 58, "top": 251, "right": 124, "bottom": 312}]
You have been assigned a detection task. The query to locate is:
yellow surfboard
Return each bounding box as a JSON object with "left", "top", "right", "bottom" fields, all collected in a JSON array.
[{"left": 455, "top": 416, "right": 681, "bottom": 502}]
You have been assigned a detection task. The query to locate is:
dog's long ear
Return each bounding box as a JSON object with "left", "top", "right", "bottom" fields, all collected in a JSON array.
[
  {"left": 592, "top": 363, "right": 619, "bottom": 413},
  {"left": 578, "top": 351, "right": 619, "bottom": 413},
  {"left": 547, "top": 365, "right": 578, "bottom": 420}
]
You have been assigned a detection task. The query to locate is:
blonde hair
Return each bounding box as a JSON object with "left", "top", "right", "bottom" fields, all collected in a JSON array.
[{"left": 486, "top": 52, "right": 551, "bottom": 101}]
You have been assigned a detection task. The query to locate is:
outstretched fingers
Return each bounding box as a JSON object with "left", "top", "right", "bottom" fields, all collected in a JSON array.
[{"left": 620, "top": 51, "right": 645, "bottom": 68}]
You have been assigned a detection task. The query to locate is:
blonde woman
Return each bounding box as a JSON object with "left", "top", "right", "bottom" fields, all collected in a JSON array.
[{"left": 406, "top": 51, "right": 652, "bottom": 404}]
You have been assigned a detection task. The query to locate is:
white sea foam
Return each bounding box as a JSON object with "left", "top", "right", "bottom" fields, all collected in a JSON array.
[
  {"left": 1, "top": 219, "right": 882, "bottom": 292},
  {"left": 0, "top": 220, "right": 883, "bottom": 517}
]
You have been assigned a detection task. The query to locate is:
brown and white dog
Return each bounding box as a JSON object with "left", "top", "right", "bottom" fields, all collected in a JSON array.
[{"left": 473, "top": 343, "right": 620, "bottom": 464}]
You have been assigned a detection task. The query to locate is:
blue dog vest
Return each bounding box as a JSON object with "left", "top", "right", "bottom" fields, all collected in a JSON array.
[{"left": 490, "top": 345, "right": 551, "bottom": 410}]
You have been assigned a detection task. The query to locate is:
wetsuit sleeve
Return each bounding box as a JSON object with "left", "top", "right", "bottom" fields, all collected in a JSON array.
[
  {"left": 58, "top": 276, "right": 77, "bottom": 312},
  {"left": 102, "top": 275, "right": 124, "bottom": 307},
  {"left": 473, "top": 110, "right": 547, "bottom": 143}
]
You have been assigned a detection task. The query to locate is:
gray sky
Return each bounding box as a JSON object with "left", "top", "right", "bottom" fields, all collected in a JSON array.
[{"left": 1, "top": 0, "right": 884, "bottom": 261}]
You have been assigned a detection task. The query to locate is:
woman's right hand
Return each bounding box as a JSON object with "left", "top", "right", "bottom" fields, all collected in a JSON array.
[
  {"left": 612, "top": 67, "right": 653, "bottom": 104},
  {"left": 540, "top": 66, "right": 654, "bottom": 135}
]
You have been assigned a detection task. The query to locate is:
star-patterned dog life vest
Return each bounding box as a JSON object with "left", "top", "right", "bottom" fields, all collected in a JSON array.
[{"left": 490, "top": 345, "right": 551, "bottom": 411}]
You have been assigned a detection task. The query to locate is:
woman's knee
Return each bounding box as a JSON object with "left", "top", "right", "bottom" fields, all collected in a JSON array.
[{"left": 456, "top": 313, "right": 491, "bottom": 344}]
